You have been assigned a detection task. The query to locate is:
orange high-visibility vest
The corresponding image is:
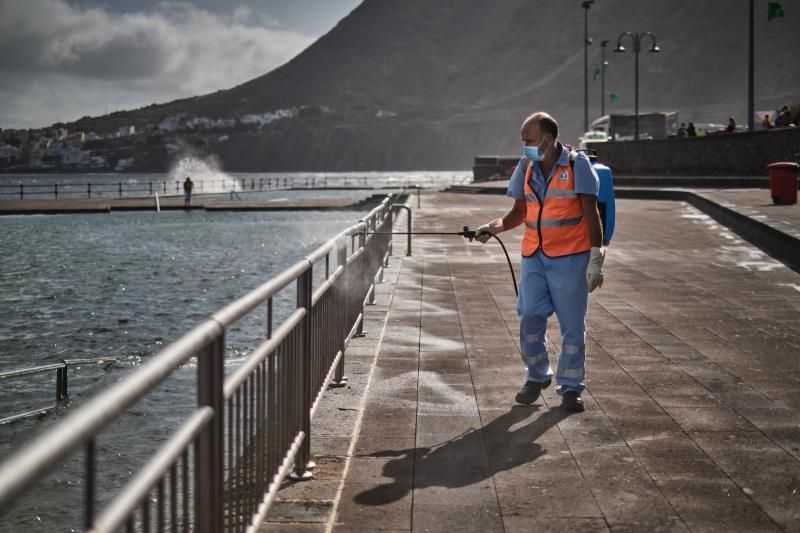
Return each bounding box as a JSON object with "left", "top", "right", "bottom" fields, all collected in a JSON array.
[{"left": 521, "top": 160, "right": 591, "bottom": 257}]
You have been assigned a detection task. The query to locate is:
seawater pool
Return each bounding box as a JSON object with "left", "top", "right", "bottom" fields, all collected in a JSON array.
[{"left": 0, "top": 206, "right": 372, "bottom": 531}]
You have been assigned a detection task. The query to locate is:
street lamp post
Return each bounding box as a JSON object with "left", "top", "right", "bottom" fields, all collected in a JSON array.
[
  {"left": 600, "top": 40, "right": 609, "bottom": 117},
  {"left": 614, "top": 32, "right": 660, "bottom": 141},
  {"left": 582, "top": 1, "right": 594, "bottom": 134}
]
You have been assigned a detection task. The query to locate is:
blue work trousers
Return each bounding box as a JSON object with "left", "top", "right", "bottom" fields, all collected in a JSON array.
[{"left": 517, "top": 251, "right": 589, "bottom": 394}]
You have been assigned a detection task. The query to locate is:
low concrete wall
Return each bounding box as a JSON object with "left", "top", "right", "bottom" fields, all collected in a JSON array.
[
  {"left": 615, "top": 188, "right": 800, "bottom": 273},
  {"left": 593, "top": 127, "right": 800, "bottom": 176}
]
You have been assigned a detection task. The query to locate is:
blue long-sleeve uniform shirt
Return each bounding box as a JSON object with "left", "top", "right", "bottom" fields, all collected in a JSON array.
[{"left": 506, "top": 143, "right": 599, "bottom": 200}]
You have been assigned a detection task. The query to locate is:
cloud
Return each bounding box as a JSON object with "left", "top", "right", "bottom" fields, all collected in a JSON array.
[{"left": 0, "top": 0, "right": 315, "bottom": 128}]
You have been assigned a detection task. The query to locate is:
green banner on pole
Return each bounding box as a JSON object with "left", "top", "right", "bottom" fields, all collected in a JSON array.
[
  {"left": 593, "top": 67, "right": 601, "bottom": 81},
  {"left": 768, "top": 2, "right": 784, "bottom": 20},
  {"left": 610, "top": 94, "right": 618, "bottom": 104}
]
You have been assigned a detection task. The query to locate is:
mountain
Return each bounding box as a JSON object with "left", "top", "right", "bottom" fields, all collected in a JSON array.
[{"left": 70, "top": 0, "right": 800, "bottom": 171}]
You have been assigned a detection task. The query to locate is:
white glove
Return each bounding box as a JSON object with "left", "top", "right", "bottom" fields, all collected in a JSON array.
[
  {"left": 587, "top": 246, "right": 606, "bottom": 292},
  {"left": 475, "top": 224, "right": 494, "bottom": 243}
]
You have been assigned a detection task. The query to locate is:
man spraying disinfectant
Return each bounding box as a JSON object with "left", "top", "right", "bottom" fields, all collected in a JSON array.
[{"left": 474, "top": 112, "right": 606, "bottom": 412}]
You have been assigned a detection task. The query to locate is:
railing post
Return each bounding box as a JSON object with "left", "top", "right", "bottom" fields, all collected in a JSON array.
[
  {"left": 331, "top": 242, "right": 348, "bottom": 387},
  {"left": 87, "top": 183, "right": 91, "bottom": 199},
  {"left": 118, "top": 182, "right": 122, "bottom": 197},
  {"left": 85, "top": 438, "right": 96, "bottom": 531},
  {"left": 196, "top": 335, "right": 225, "bottom": 533},
  {"left": 392, "top": 204, "right": 412, "bottom": 256},
  {"left": 354, "top": 228, "right": 367, "bottom": 338},
  {"left": 291, "top": 267, "right": 314, "bottom": 480},
  {"left": 367, "top": 217, "right": 378, "bottom": 305},
  {"left": 378, "top": 207, "right": 391, "bottom": 281},
  {"left": 56, "top": 364, "right": 68, "bottom": 401},
  {"left": 54, "top": 184, "right": 58, "bottom": 199}
]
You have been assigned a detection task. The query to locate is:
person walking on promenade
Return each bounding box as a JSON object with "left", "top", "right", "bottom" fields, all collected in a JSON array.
[
  {"left": 687, "top": 122, "right": 697, "bottom": 137},
  {"left": 183, "top": 176, "right": 194, "bottom": 207},
  {"left": 725, "top": 116, "right": 736, "bottom": 133},
  {"left": 474, "top": 112, "right": 604, "bottom": 412}
]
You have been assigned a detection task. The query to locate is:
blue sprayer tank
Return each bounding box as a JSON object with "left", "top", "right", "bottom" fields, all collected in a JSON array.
[{"left": 592, "top": 161, "right": 616, "bottom": 245}]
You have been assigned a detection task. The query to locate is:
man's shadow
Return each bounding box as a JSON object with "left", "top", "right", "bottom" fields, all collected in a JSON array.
[{"left": 354, "top": 405, "right": 573, "bottom": 505}]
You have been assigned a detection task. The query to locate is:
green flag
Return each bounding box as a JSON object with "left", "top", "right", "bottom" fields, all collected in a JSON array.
[
  {"left": 593, "top": 67, "right": 601, "bottom": 81},
  {"left": 610, "top": 94, "right": 618, "bottom": 104},
  {"left": 768, "top": 2, "right": 784, "bottom": 20}
]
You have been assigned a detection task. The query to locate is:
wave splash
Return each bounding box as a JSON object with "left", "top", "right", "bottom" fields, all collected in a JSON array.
[{"left": 167, "top": 155, "right": 239, "bottom": 194}]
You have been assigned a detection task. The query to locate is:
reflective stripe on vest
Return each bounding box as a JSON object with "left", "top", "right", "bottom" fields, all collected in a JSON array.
[
  {"left": 521, "top": 160, "right": 591, "bottom": 257},
  {"left": 525, "top": 216, "right": 584, "bottom": 229},
  {"left": 545, "top": 189, "right": 578, "bottom": 199}
]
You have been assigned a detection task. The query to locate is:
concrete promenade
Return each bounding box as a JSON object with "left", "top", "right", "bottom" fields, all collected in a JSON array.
[{"left": 263, "top": 189, "right": 800, "bottom": 532}]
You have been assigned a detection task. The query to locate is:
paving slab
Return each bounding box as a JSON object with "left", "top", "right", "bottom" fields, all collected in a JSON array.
[{"left": 264, "top": 190, "right": 800, "bottom": 532}]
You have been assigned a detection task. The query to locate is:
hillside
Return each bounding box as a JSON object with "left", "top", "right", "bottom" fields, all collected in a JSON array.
[{"left": 69, "top": 0, "right": 800, "bottom": 171}]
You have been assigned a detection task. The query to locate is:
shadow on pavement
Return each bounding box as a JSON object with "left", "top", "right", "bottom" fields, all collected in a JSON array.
[{"left": 354, "top": 405, "right": 573, "bottom": 505}]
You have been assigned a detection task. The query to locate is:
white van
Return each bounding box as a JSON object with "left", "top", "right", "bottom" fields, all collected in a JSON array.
[{"left": 578, "top": 130, "right": 610, "bottom": 149}]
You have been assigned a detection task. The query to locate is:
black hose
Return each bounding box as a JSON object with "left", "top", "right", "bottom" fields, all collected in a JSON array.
[
  {"left": 359, "top": 227, "right": 519, "bottom": 297},
  {"left": 486, "top": 232, "right": 519, "bottom": 297}
]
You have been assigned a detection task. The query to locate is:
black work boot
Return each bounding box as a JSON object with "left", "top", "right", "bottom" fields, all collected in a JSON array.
[
  {"left": 515, "top": 378, "right": 551, "bottom": 405},
  {"left": 561, "top": 390, "right": 585, "bottom": 412}
]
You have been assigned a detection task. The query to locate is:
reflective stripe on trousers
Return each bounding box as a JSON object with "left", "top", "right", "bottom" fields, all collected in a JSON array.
[{"left": 517, "top": 251, "right": 589, "bottom": 393}]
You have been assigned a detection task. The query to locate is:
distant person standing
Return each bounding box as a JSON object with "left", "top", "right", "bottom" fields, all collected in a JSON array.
[
  {"left": 762, "top": 114, "right": 774, "bottom": 130},
  {"left": 725, "top": 117, "right": 736, "bottom": 133},
  {"left": 687, "top": 122, "right": 697, "bottom": 137},
  {"left": 677, "top": 123, "right": 687, "bottom": 138},
  {"left": 183, "top": 177, "right": 194, "bottom": 206}
]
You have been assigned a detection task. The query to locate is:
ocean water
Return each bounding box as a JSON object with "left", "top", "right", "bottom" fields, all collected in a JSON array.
[{"left": 0, "top": 203, "right": 380, "bottom": 531}]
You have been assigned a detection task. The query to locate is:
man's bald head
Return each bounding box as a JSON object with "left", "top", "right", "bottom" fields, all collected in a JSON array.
[{"left": 521, "top": 112, "right": 559, "bottom": 141}]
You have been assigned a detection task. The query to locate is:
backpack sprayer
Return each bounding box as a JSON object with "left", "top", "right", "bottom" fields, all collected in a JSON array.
[{"left": 360, "top": 226, "right": 518, "bottom": 296}]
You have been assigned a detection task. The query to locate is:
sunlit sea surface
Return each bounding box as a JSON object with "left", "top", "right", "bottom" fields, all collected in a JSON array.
[{"left": 0, "top": 170, "right": 468, "bottom": 531}]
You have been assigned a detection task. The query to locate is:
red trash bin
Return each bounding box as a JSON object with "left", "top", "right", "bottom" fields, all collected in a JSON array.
[{"left": 767, "top": 162, "right": 799, "bottom": 205}]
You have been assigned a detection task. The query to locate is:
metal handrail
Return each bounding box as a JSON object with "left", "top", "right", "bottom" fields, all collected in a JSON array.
[
  {"left": 90, "top": 407, "right": 214, "bottom": 532},
  {"left": 0, "top": 195, "right": 398, "bottom": 533},
  {"left": 0, "top": 357, "right": 119, "bottom": 426},
  {"left": 0, "top": 319, "right": 221, "bottom": 507},
  {"left": 0, "top": 363, "right": 65, "bottom": 379},
  {"left": 0, "top": 175, "right": 469, "bottom": 200}
]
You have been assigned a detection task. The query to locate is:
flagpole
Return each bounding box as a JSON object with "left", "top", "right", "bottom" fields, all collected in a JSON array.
[{"left": 748, "top": 0, "right": 754, "bottom": 131}]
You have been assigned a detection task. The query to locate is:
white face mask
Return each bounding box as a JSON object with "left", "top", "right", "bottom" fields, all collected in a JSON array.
[{"left": 523, "top": 138, "right": 549, "bottom": 162}]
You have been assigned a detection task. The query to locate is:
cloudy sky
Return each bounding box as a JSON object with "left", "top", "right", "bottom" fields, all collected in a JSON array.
[{"left": 0, "top": 0, "right": 361, "bottom": 129}]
